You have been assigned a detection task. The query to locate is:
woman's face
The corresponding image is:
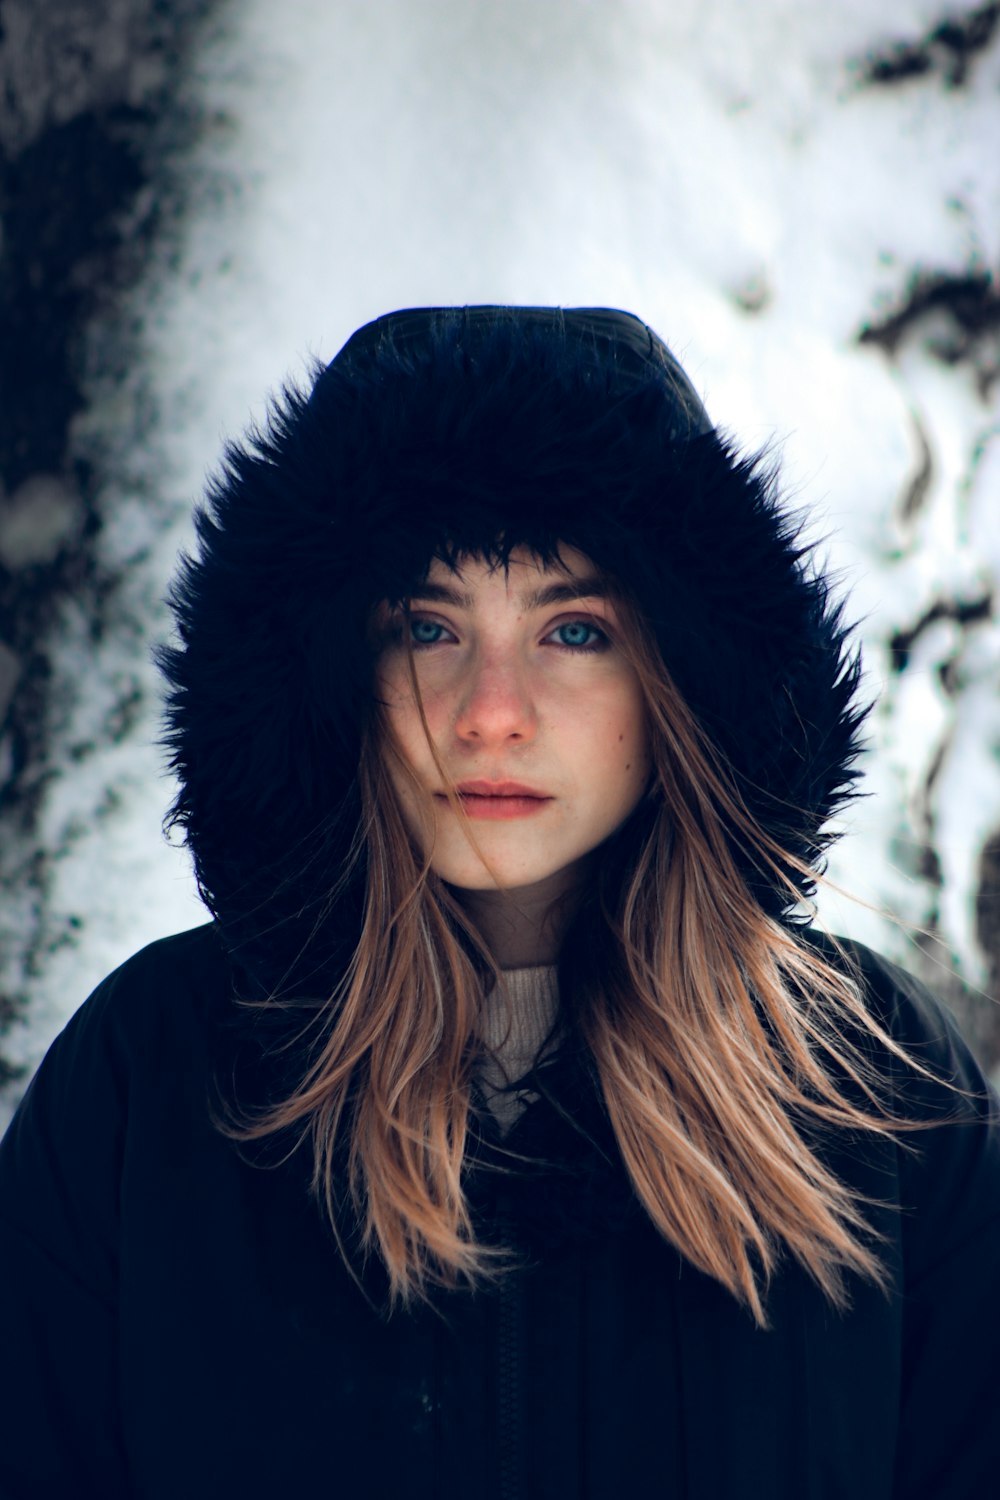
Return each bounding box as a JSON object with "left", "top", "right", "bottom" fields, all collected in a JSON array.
[{"left": 375, "top": 545, "right": 651, "bottom": 898}]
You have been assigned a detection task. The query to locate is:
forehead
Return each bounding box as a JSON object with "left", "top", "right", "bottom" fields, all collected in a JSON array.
[{"left": 409, "top": 546, "right": 617, "bottom": 614}]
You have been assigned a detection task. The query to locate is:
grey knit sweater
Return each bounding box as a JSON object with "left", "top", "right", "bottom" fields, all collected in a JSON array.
[{"left": 476, "top": 966, "right": 560, "bottom": 1133}]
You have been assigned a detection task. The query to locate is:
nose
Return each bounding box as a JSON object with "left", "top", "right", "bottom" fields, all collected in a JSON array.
[{"left": 452, "top": 651, "right": 538, "bottom": 747}]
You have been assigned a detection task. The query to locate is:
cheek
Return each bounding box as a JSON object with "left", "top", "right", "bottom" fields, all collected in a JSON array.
[
  {"left": 377, "top": 666, "right": 424, "bottom": 766},
  {"left": 378, "top": 659, "right": 450, "bottom": 749},
  {"left": 613, "top": 703, "right": 653, "bottom": 812},
  {"left": 375, "top": 710, "right": 436, "bottom": 849},
  {"left": 377, "top": 685, "right": 450, "bottom": 822},
  {"left": 616, "top": 687, "right": 650, "bottom": 764},
  {"left": 572, "top": 692, "right": 649, "bottom": 824}
]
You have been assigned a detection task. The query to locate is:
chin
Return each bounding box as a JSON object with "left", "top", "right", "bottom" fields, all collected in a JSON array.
[{"left": 434, "top": 848, "right": 591, "bottom": 897}]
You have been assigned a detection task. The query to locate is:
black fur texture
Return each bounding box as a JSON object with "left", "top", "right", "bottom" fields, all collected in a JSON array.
[{"left": 158, "top": 308, "right": 868, "bottom": 994}]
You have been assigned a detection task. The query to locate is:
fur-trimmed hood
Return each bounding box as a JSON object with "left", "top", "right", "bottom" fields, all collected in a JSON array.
[{"left": 159, "top": 306, "right": 866, "bottom": 993}]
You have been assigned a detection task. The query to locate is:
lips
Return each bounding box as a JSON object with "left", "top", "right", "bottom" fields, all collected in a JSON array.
[
  {"left": 454, "top": 780, "right": 549, "bottom": 799},
  {"left": 436, "top": 780, "right": 553, "bottom": 821}
]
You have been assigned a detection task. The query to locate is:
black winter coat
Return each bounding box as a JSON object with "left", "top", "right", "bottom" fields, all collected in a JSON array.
[{"left": 2, "top": 921, "right": 999, "bottom": 1500}]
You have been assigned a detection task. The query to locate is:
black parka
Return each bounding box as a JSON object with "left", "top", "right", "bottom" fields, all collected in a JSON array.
[{"left": 1, "top": 923, "right": 999, "bottom": 1499}]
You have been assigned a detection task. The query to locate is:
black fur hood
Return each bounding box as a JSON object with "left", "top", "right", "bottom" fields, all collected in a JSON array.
[{"left": 159, "top": 306, "right": 867, "bottom": 994}]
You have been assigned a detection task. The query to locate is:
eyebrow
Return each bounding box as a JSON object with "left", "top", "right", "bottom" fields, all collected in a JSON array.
[{"left": 406, "top": 575, "right": 614, "bottom": 610}]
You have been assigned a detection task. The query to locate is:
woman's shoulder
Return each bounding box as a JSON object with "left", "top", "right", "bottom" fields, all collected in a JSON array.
[
  {"left": 803, "top": 928, "right": 1000, "bottom": 1271},
  {"left": 97, "top": 919, "right": 228, "bottom": 988},
  {"left": 802, "top": 927, "right": 989, "bottom": 1078},
  {"left": 6, "top": 922, "right": 231, "bottom": 1136},
  {"left": 66, "top": 921, "right": 229, "bottom": 1032}
]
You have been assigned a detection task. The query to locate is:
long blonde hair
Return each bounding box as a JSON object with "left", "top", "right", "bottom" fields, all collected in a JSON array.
[{"left": 229, "top": 576, "right": 920, "bottom": 1327}]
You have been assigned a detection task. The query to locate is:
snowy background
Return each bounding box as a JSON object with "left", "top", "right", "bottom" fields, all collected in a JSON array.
[{"left": 2, "top": 0, "right": 999, "bottom": 1122}]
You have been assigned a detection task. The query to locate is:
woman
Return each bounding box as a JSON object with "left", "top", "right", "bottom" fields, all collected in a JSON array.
[{"left": 1, "top": 306, "right": 998, "bottom": 1499}]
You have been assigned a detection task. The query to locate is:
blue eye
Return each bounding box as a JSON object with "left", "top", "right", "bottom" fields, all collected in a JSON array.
[
  {"left": 410, "top": 618, "right": 446, "bottom": 645},
  {"left": 551, "top": 621, "right": 606, "bottom": 650}
]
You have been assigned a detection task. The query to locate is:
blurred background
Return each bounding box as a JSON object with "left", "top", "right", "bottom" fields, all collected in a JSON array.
[{"left": 2, "top": 0, "right": 999, "bottom": 1119}]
